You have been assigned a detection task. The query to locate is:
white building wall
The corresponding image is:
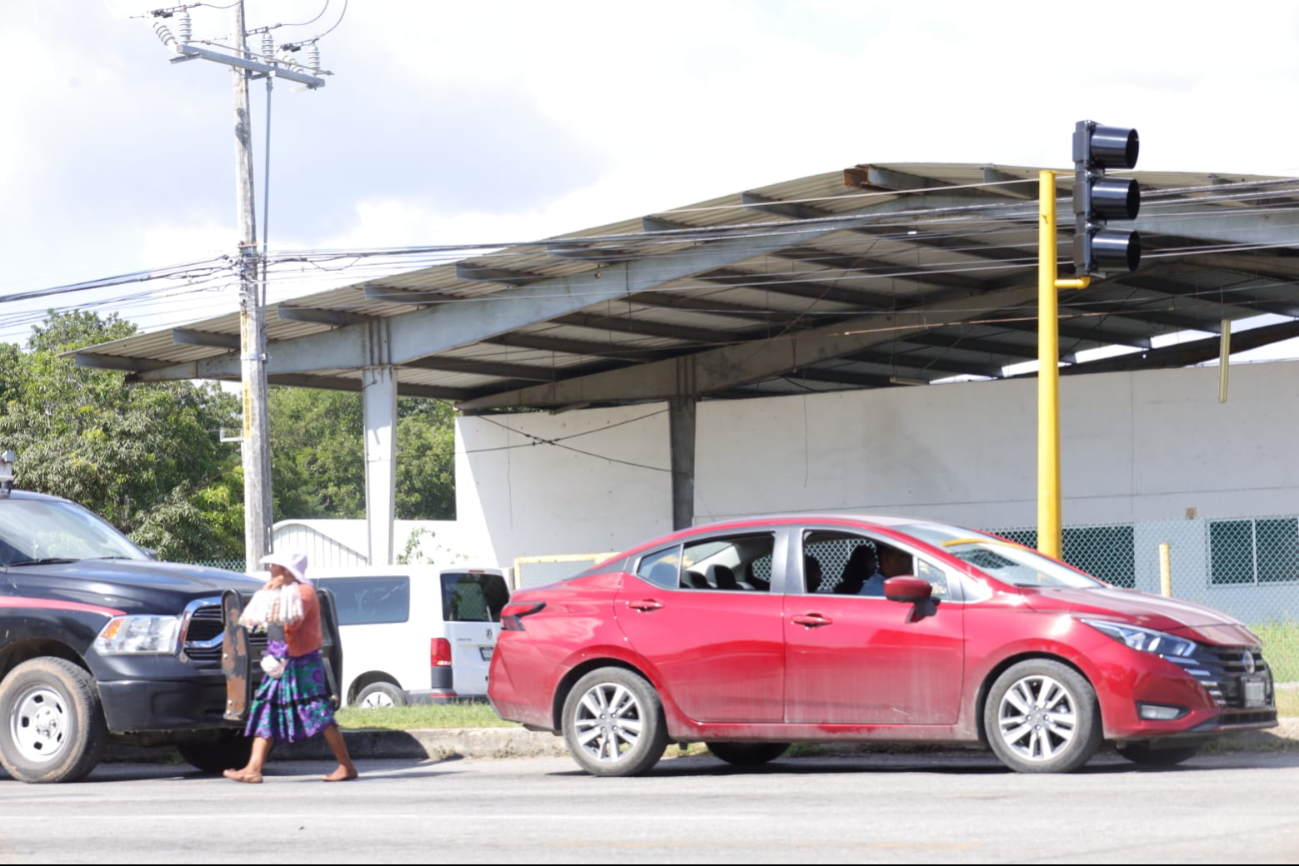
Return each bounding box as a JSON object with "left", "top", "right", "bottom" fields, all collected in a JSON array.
[{"left": 455, "top": 360, "right": 1299, "bottom": 566}]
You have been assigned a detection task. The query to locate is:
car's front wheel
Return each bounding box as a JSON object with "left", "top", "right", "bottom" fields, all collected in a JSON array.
[
  {"left": 355, "top": 682, "right": 407, "bottom": 709},
  {"left": 0, "top": 658, "right": 108, "bottom": 783},
  {"left": 562, "top": 668, "right": 668, "bottom": 777},
  {"left": 706, "top": 742, "right": 791, "bottom": 766},
  {"left": 984, "top": 659, "right": 1102, "bottom": 774}
]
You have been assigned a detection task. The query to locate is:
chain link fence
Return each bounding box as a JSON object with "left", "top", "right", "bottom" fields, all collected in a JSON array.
[{"left": 185, "top": 558, "right": 246, "bottom": 572}]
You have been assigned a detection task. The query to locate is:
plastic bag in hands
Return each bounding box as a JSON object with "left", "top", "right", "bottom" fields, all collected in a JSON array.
[{"left": 260, "top": 654, "right": 286, "bottom": 679}]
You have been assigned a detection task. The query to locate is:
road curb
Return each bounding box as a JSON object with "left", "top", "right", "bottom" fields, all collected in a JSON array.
[{"left": 107, "top": 719, "right": 1299, "bottom": 765}]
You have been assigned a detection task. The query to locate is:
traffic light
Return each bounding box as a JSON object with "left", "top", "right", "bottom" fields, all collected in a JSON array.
[{"left": 1072, "top": 120, "right": 1141, "bottom": 276}]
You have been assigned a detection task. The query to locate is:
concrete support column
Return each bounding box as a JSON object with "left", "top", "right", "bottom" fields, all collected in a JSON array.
[
  {"left": 669, "top": 397, "right": 697, "bottom": 531},
  {"left": 362, "top": 366, "right": 398, "bottom": 566}
]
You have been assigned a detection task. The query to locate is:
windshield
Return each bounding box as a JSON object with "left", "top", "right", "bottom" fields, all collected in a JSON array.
[
  {"left": 0, "top": 498, "right": 148, "bottom": 566},
  {"left": 901, "top": 523, "right": 1104, "bottom": 590}
]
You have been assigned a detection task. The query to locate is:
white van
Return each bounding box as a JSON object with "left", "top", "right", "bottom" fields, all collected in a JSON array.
[{"left": 311, "top": 566, "right": 511, "bottom": 706}]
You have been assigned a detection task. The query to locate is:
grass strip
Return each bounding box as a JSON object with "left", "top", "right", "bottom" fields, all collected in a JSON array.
[{"left": 337, "top": 702, "right": 517, "bottom": 731}]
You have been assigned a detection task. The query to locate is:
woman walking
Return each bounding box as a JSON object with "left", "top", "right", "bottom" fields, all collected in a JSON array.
[{"left": 224, "top": 551, "right": 358, "bottom": 784}]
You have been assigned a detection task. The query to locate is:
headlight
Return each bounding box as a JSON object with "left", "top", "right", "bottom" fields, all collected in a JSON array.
[
  {"left": 94, "top": 615, "right": 181, "bottom": 655},
  {"left": 1081, "top": 619, "right": 1196, "bottom": 657}
]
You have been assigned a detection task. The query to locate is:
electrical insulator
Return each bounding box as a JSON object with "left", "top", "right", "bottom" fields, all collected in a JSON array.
[
  {"left": 153, "top": 19, "right": 177, "bottom": 51},
  {"left": 308, "top": 42, "right": 321, "bottom": 74},
  {"left": 262, "top": 31, "right": 275, "bottom": 61},
  {"left": 176, "top": 8, "right": 192, "bottom": 45}
]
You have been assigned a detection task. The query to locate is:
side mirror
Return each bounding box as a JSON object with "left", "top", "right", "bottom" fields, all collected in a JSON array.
[
  {"left": 884, "top": 576, "right": 933, "bottom": 604},
  {"left": 142, "top": 548, "right": 160, "bottom": 561}
]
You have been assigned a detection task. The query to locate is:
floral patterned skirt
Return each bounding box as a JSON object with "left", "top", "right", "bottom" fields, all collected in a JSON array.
[{"left": 244, "top": 648, "right": 335, "bottom": 743}]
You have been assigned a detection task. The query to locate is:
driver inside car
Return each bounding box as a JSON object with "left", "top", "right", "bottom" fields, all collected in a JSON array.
[{"left": 859, "top": 544, "right": 913, "bottom": 597}]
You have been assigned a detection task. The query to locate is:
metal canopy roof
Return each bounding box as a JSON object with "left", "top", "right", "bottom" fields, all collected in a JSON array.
[{"left": 75, "top": 162, "right": 1299, "bottom": 411}]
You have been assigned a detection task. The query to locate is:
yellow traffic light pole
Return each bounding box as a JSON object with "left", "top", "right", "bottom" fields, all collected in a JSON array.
[{"left": 1038, "top": 171, "right": 1089, "bottom": 559}]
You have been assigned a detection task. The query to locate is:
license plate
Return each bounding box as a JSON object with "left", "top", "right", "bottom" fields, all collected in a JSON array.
[
  {"left": 480, "top": 647, "right": 494, "bottom": 661},
  {"left": 1243, "top": 678, "right": 1266, "bottom": 708}
]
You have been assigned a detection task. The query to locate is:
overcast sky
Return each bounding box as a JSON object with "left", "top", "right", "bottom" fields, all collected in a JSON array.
[{"left": 4, "top": 0, "right": 1299, "bottom": 355}]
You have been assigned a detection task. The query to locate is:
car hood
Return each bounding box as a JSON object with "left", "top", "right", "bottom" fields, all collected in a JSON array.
[
  {"left": 5, "top": 559, "right": 262, "bottom": 616},
  {"left": 1020, "top": 586, "right": 1255, "bottom": 642}
]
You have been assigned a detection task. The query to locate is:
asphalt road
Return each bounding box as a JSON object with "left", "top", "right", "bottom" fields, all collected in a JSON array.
[{"left": 3, "top": 750, "right": 1298, "bottom": 864}]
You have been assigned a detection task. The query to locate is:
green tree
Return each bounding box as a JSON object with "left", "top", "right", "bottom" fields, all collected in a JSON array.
[
  {"left": 0, "top": 310, "right": 244, "bottom": 561},
  {"left": 268, "top": 387, "right": 456, "bottom": 521}
]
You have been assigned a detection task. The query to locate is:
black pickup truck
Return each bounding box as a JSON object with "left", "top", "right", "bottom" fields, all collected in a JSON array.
[{"left": 0, "top": 486, "right": 340, "bottom": 783}]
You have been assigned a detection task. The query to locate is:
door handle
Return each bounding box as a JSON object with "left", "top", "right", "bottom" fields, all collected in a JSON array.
[
  {"left": 792, "top": 614, "right": 833, "bottom": 628},
  {"left": 627, "top": 599, "right": 664, "bottom": 612}
]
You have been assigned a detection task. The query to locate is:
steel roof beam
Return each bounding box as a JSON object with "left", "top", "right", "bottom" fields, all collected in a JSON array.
[
  {"left": 401, "top": 356, "right": 564, "bottom": 382},
  {"left": 903, "top": 332, "right": 1050, "bottom": 362},
  {"left": 453, "top": 264, "right": 545, "bottom": 286},
  {"left": 1053, "top": 319, "right": 1299, "bottom": 377},
  {"left": 74, "top": 353, "right": 172, "bottom": 373},
  {"left": 784, "top": 368, "right": 899, "bottom": 388},
  {"left": 769, "top": 246, "right": 986, "bottom": 292},
  {"left": 1114, "top": 273, "right": 1299, "bottom": 319},
  {"left": 698, "top": 269, "right": 902, "bottom": 308},
  {"left": 277, "top": 306, "right": 378, "bottom": 327},
  {"left": 363, "top": 285, "right": 459, "bottom": 305},
  {"left": 554, "top": 312, "right": 744, "bottom": 346},
  {"left": 1065, "top": 301, "right": 1221, "bottom": 335},
  {"left": 990, "top": 318, "right": 1153, "bottom": 350},
  {"left": 457, "top": 283, "right": 1039, "bottom": 410},
  {"left": 484, "top": 332, "right": 674, "bottom": 361},
  {"left": 1179, "top": 252, "right": 1299, "bottom": 281},
  {"left": 842, "top": 349, "right": 1003, "bottom": 379},
  {"left": 266, "top": 373, "right": 473, "bottom": 401},
  {"left": 545, "top": 242, "right": 640, "bottom": 263},
  {"left": 1134, "top": 206, "right": 1299, "bottom": 246},
  {"left": 981, "top": 166, "right": 1040, "bottom": 200},
  {"left": 629, "top": 291, "right": 812, "bottom": 326},
  {"left": 172, "top": 329, "right": 241, "bottom": 350}
]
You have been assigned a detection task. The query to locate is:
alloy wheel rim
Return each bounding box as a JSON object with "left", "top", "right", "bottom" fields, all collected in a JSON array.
[
  {"left": 574, "top": 682, "right": 644, "bottom": 763},
  {"left": 10, "top": 687, "right": 68, "bottom": 764},
  {"left": 997, "top": 675, "right": 1077, "bottom": 762}
]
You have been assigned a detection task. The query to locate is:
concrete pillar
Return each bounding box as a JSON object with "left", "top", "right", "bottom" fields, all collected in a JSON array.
[
  {"left": 669, "top": 397, "right": 697, "bottom": 531},
  {"left": 362, "top": 366, "right": 398, "bottom": 566}
]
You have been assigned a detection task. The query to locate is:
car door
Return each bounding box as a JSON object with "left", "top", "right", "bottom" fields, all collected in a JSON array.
[
  {"left": 783, "top": 528, "right": 965, "bottom": 725},
  {"left": 440, "top": 570, "right": 510, "bottom": 697},
  {"left": 614, "top": 529, "right": 788, "bottom": 723}
]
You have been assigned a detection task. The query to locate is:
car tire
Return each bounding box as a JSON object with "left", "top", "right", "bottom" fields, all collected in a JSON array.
[
  {"left": 0, "top": 658, "right": 108, "bottom": 784},
  {"left": 355, "top": 682, "right": 407, "bottom": 708},
  {"left": 562, "top": 667, "right": 668, "bottom": 778},
  {"left": 176, "top": 731, "right": 254, "bottom": 775},
  {"left": 984, "top": 659, "right": 1102, "bottom": 774},
  {"left": 706, "top": 742, "right": 791, "bottom": 766},
  {"left": 1117, "top": 742, "right": 1202, "bottom": 767}
]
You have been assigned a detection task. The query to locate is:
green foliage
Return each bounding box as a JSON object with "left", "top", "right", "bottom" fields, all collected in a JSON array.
[
  {"left": 1254, "top": 622, "right": 1299, "bottom": 683},
  {"left": 269, "top": 388, "right": 455, "bottom": 521},
  {"left": 0, "top": 310, "right": 243, "bottom": 562}
]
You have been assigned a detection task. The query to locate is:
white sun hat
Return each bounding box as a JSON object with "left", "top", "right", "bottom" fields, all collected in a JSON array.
[{"left": 259, "top": 551, "right": 309, "bottom": 583}]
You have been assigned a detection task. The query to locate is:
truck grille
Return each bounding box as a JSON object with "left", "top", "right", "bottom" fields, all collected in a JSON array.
[
  {"left": 182, "top": 604, "right": 267, "bottom": 666},
  {"left": 1164, "top": 646, "right": 1272, "bottom": 709}
]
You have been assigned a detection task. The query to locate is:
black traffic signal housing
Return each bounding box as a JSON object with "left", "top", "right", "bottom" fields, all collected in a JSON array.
[{"left": 1072, "top": 121, "right": 1141, "bottom": 276}]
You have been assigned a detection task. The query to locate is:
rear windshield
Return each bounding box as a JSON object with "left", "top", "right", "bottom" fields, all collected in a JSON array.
[
  {"left": 441, "top": 573, "right": 510, "bottom": 622},
  {"left": 316, "top": 576, "right": 411, "bottom": 625}
]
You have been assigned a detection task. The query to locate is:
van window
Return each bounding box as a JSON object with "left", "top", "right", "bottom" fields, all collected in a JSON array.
[
  {"left": 316, "top": 576, "right": 411, "bottom": 625},
  {"left": 441, "top": 573, "right": 510, "bottom": 622}
]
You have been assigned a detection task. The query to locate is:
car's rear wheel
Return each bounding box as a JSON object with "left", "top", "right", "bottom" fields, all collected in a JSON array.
[
  {"left": 0, "top": 658, "right": 107, "bottom": 784},
  {"left": 562, "top": 668, "right": 668, "bottom": 777},
  {"left": 1117, "top": 742, "right": 1202, "bottom": 767},
  {"left": 706, "top": 742, "right": 790, "bottom": 766},
  {"left": 176, "top": 730, "right": 254, "bottom": 775},
  {"left": 984, "top": 659, "right": 1102, "bottom": 774}
]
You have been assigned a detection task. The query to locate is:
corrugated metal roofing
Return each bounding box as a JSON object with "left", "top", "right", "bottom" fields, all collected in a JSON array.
[{"left": 74, "top": 162, "right": 1299, "bottom": 408}]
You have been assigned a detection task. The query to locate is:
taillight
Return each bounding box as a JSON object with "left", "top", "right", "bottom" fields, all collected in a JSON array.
[
  {"left": 431, "top": 638, "right": 452, "bottom": 667},
  {"left": 501, "top": 602, "right": 546, "bottom": 632}
]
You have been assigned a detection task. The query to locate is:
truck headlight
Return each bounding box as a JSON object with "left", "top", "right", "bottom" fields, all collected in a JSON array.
[
  {"left": 94, "top": 615, "right": 181, "bottom": 655},
  {"left": 1081, "top": 619, "right": 1196, "bottom": 658}
]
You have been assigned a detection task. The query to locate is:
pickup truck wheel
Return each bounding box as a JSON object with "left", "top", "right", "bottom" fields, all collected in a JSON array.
[
  {"left": 0, "top": 658, "right": 107, "bottom": 784},
  {"left": 176, "top": 731, "right": 254, "bottom": 775}
]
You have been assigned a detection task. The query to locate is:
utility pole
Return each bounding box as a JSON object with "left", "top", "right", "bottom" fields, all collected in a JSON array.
[
  {"left": 232, "top": 0, "right": 273, "bottom": 572},
  {"left": 145, "top": 2, "right": 327, "bottom": 572}
]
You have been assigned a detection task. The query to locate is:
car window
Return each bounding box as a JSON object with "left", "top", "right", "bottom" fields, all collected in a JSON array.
[
  {"left": 802, "top": 532, "right": 879, "bottom": 594},
  {"left": 901, "top": 522, "right": 1104, "bottom": 589},
  {"left": 915, "top": 559, "right": 951, "bottom": 600},
  {"left": 316, "top": 576, "right": 411, "bottom": 625},
  {"left": 0, "top": 499, "right": 147, "bottom": 565},
  {"left": 636, "top": 546, "right": 682, "bottom": 589},
  {"left": 681, "top": 534, "right": 775, "bottom": 592},
  {"left": 441, "top": 572, "right": 510, "bottom": 622}
]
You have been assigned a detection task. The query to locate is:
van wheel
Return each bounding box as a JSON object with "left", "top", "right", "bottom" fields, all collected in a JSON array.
[
  {"left": 706, "top": 742, "right": 791, "bottom": 766},
  {"left": 176, "top": 731, "right": 254, "bottom": 775},
  {"left": 562, "top": 668, "right": 668, "bottom": 777},
  {"left": 355, "top": 682, "right": 406, "bottom": 708},
  {"left": 984, "top": 659, "right": 1102, "bottom": 774},
  {"left": 0, "top": 658, "right": 107, "bottom": 784}
]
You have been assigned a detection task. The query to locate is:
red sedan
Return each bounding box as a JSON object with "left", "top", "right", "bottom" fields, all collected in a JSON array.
[{"left": 488, "top": 516, "right": 1277, "bottom": 775}]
